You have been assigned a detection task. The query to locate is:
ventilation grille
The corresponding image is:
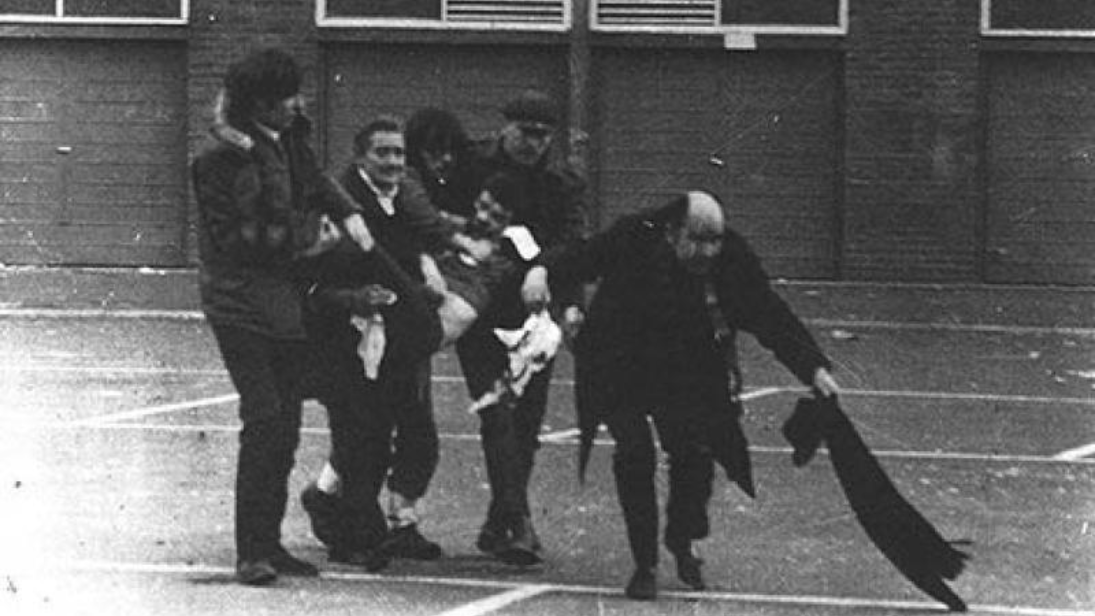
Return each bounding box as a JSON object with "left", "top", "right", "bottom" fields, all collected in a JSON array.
[
  {"left": 596, "top": 0, "right": 717, "bottom": 27},
  {"left": 445, "top": 0, "right": 566, "bottom": 23}
]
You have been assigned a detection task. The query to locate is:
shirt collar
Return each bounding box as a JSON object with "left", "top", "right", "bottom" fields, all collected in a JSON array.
[{"left": 357, "top": 167, "right": 400, "bottom": 216}]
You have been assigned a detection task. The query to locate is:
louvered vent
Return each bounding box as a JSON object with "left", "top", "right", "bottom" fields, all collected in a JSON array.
[
  {"left": 597, "top": 0, "right": 717, "bottom": 27},
  {"left": 445, "top": 0, "right": 566, "bottom": 24}
]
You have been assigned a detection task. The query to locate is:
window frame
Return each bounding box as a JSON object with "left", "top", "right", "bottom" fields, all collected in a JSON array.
[
  {"left": 0, "top": 0, "right": 189, "bottom": 25},
  {"left": 315, "top": 0, "right": 573, "bottom": 31},
  {"left": 589, "top": 0, "right": 848, "bottom": 36},
  {"left": 981, "top": 0, "right": 1095, "bottom": 38}
]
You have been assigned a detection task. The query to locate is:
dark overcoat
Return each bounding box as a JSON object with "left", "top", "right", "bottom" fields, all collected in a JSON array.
[{"left": 545, "top": 208, "right": 832, "bottom": 494}]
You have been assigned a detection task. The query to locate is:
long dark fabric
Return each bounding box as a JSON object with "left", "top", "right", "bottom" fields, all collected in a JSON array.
[{"left": 782, "top": 396, "right": 970, "bottom": 612}]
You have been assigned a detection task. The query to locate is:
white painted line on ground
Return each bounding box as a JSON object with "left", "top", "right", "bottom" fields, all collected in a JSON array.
[
  {"left": 1053, "top": 442, "right": 1095, "bottom": 461},
  {"left": 46, "top": 559, "right": 1094, "bottom": 616},
  {"left": 65, "top": 393, "right": 239, "bottom": 427},
  {"left": 0, "top": 364, "right": 226, "bottom": 376},
  {"left": 806, "top": 317, "right": 1095, "bottom": 338},
  {"left": 842, "top": 388, "right": 1095, "bottom": 406},
  {"left": 432, "top": 585, "right": 553, "bottom": 616},
  {"left": 0, "top": 308, "right": 205, "bottom": 320},
  {"left": 539, "top": 428, "right": 579, "bottom": 443},
  {"left": 3, "top": 356, "right": 1089, "bottom": 406},
  {"left": 738, "top": 386, "right": 790, "bottom": 400},
  {"left": 536, "top": 390, "right": 791, "bottom": 444},
  {"left": 13, "top": 420, "right": 1094, "bottom": 466}
]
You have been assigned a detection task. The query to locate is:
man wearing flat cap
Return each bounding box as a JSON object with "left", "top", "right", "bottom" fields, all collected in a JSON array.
[{"left": 455, "top": 89, "right": 589, "bottom": 565}]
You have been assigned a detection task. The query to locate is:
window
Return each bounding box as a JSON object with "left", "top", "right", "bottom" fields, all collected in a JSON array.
[
  {"left": 317, "top": 0, "right": 570, "bottom": 30},
  {"left": 0, "top": 0, "right": 188, "bottom": 23},
  {"left": 593, "top": 0, "right": 846, "bottom": 34},
  {"left": 982, "top": 0, "right": 1095, "bottom": 36}
]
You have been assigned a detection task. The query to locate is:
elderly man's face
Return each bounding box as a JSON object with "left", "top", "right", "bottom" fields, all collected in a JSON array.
[
  {"left": 500, "top": 121, "right": 552, "bottom": 167},
  {"left": 357, "top": 131, "right": 406, "bottom": 190},
  {"left": 668, "top": 202, "right": 724, "bottom": 276}
]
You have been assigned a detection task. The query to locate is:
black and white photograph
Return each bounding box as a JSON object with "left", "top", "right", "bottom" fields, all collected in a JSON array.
[{"left": 1, "top": 1, "right": 1092, "bottom": 615}]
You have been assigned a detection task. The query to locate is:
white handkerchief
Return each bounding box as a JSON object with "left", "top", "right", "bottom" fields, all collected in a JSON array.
[
  {"left": 502, "top": 225, "right": 540, "bottom": 261},
  {"left": 350, "top": 313, "right": 386, "bottom": 380}
]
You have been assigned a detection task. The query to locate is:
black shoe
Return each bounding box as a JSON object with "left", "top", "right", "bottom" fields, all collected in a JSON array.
[
  {"left": 301, "top": 482, "right": 346, "bottom": 549},
  {"left": 236, "top": 559, "right": 278, "bottom": 586},
  {"left": 269, "top": 547, "right": 319, "bottom": 577},
  {"left": 495, "top": 517, "right": 542, "bottom": 566},
  {"left": 329, "top": 546, "right": 390, "bottom": 572},
  {"left": 625, "top": 567, "right": 657, "bottom": 600},
  {"left": 476, "top": 524, "right": 508, "bottom": 555},
  {"left": 379, "top": 524, "right": 443, "bottom": 560},
  {"left": 526, "top": 519, "right": 543, "bottom": 553},
  {"left": 667, "top": 541, "right": 705, "bottom": 590}
]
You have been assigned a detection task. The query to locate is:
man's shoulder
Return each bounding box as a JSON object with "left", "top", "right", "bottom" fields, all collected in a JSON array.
[
  {"left": 338, "top": 165, "right": 369, "bottom": 196},
  {"left": 192, "top": 138, "right": 250, "bottom": 175},
  {"left": 720, "top": 225, "right": 753, "bottom": 256},
  {"left": 603, "top": 212, "right": 662, "bottom": 246}
]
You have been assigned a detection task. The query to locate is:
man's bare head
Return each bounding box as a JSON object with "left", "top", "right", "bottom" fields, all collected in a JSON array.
[{"left": 666, "top": 190, "right": 726, "bottom": 275}]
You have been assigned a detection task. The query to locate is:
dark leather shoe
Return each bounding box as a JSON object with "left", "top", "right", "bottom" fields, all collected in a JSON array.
[
  {"left": 378, "top": 524, "right": 443, "bottom": 560},
  {"left": 269, "top": 547, "right": 319, "bottom": 577},
  {"left": 668, "top": 541, "right": 705, "bottom": 590},
  {"left": 329, "top": 547, "right": 390, "bottom": 572},
  {"left": 495, "top": 517, "right": 542, "bottom": 566},
  {"left": 625, "top": 567, "right": 656, "bottom": 600},
  {"left": 475, "top": 524, "right": 508, "bottom": 555},
  {"left": 236, "top": 559, "right": 277, "bottom": 586},
  {"left": 300, "top": 482, "right": 347, "bottom": 549}
]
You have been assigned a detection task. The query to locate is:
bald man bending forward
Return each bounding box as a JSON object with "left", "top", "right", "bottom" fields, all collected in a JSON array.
[{"left": 534, "top": 191, "right": 839, "bottom": 599}]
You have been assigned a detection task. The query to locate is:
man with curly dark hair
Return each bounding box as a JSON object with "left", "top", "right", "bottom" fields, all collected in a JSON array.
[{"left": 190, "top": 47, "right": 372, "bottom": 586}]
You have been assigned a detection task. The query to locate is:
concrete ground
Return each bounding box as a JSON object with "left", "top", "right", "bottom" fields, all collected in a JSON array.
[{"left": 0, "top": 266, "right": 1092, "bottom": 616}]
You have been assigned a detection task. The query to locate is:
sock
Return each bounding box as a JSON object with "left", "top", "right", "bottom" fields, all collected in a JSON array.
[
  {"left": 316, "top": 461, "right": 342, "bottom": 495},
  {"left": 388, "top": 493, "right": 420, "bottom": 528}
]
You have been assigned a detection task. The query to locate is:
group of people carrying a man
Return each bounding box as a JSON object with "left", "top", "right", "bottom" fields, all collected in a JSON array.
[{"left": 191, "top": 47, "right": 839, "bottom": 601}]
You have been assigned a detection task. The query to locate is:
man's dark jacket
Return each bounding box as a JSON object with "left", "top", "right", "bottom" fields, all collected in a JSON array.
[
  {"left": 544, "top": 207, "right": 831, "bottom": 493},
  {"left": 337, "top": 165, "right": 453, "bottom": 278},
  {"left": 303, "top": 166, "right": 453, "bottom": 370},
  {"left": 191, "top": 118, "right": 360, "bottom": 340}
]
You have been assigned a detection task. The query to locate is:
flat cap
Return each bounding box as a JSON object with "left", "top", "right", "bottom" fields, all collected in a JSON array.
[{"left": 501, "top": 90, "right": 558, "bottom": 127}]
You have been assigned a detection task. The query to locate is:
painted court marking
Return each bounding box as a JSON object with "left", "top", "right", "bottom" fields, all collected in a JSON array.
[
  {"left": 65, "top": 393, "right": 240, "bottom": 427},
  {"left": 35, "top": 382, "right": 1094, "bottom": 463},
  {"left": 433, "top": 585, "right": 553, "bottom": 616},
  {"left": 24, "top": 418, "right": 1093, "bottom": 467},
  {"left": 40, "top": 559, "right": 1095, "bottom": 616},
  {"left": 1053, "top": 441, "right": 1095, "bottom": 461},
  {"left": 58, "top": 381, "right": 1094, "bottom": 430}
]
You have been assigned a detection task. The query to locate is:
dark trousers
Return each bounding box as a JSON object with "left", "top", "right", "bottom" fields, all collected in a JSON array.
[
  {"left": 387, "top": 359, "right": 438, "bottom": 501},
  {"left": 212, "top": 324, "right": 307, "bottom": 562},
  {"left": 306, "top": 242, "right": 444, "bottom": 543},
  {"left": 457, "top": 317, "right": 552, "bottom": 529},
  {"left": 319, "top": 354, "right": 438, "bottom": 546},
  {"left": 605, "top": 406, "right": 715, "bottom": 569}
]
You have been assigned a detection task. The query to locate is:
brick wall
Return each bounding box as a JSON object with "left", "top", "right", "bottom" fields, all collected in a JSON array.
[{"left": 842, "top": 0, "right": 982, "bottom": 281}]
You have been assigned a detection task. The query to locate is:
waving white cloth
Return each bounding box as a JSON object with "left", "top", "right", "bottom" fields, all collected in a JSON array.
[{"left": 468, "top": 310, "right": 562, "bottom": 413}]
